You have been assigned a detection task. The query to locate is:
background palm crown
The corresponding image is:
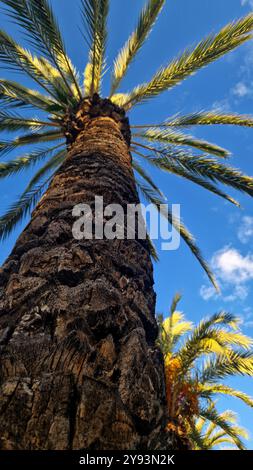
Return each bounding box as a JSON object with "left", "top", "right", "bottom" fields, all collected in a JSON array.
[
  {"left": 158, "top": 294, "right": 253, "bottom": 450},
  {"left": 1, "top": 0, "right": 253, "bottom": 288}
]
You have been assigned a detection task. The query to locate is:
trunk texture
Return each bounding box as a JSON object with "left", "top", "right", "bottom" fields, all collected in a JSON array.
[{"left": 0, "top": 110, "right": 184, "bottom": 450}]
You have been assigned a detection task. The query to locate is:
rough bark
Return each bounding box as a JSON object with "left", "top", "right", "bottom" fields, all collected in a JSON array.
[{"left": 0, "top": 101, "right": 185, "bottom": 450}]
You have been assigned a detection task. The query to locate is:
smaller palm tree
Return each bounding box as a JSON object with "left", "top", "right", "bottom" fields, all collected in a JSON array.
[
  {"left": 157, "top": 294, "right": 253, "bottom": 450},
  {"left": 193, "top": 405, "right": 249, "bottom": 450}
]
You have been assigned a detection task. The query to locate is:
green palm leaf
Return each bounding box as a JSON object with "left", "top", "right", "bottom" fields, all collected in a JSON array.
[
  {"left": 0, "top": 178, "right": 50, "bottom": 241},
  {"left": 0, "top": 144, "right": 64, "bottom": 179},
  {"left": 201, "top": 351, "right": 253, "bottom": 383},
  {"left": 0, "top": 79, "right": 63, "bottom": 114},
  {"left": 82, "top": 0, "right": 109, "bottom": 95},
  {"left": 164, "top": 111, "right": 253, "bottom": 128},
  {"left": 133, "top": 148, "right": 240, "bottom": 207},
  {"left": 0, "top": 111, "right": 59, "bottom": 132},
  {"left": 1, "top": 0, "right": 82, "bottom": 99},
  {"left": 199, "top": 406, "right": 246, "bottom": 450},
  {"left": 0, "top": 130, "right": 64, "bottom": 157},
  {"left": 132, "top": 157, "right": 164, "bottom": 197},
  {"left": 134, "top": 128, "right": 229, "bottom": 157},
  {"left": 137, "top": 182, "right": 218, "bottom": 289},
  {"left": 110, "top": 0, "right": 165, "bottom": 95},
  {"left": 200, "top": 384, "right": 253, "bottom": 408},
  {"left": 166, "top": 153, "right": 253, "bottom": 197},
  {"left": 25, "top": 148, "right": 66, "bottom": 191},
  {"left": 122, "top": 14, "right": 253, "bottom": 109}
]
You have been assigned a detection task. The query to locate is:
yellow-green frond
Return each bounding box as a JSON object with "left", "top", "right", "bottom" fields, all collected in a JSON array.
[
  {"left": 122, "top": 14, "right": 253, "bottom": 109},
  {"left": 81, "top": 0, "right": 109, "bottom": 95},
  {"left": 165, "top": 111, "right": 253, "bottom": 128},
  {"left": 110, "top": 0, "right": 165, "bottom": 95},
  {"left": 135, "top": 128, "right": 230, "bottom": 157}
]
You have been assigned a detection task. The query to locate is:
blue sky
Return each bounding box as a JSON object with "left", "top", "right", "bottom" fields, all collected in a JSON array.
[{"left": 1, "top": 0, "right": 253, "bottom": 449}]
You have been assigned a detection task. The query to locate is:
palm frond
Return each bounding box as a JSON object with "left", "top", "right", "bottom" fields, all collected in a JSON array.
[
  {"left": 0, "top": 79, "right": 63, "bottom": 114},
  {"left": 110, "top": 93, "right": 131, "bottom": 107},
  {"left": 132, "top": 111, "right": 253, "bottom": 129},
  {"left": 0, "top": 144, "right": 64, "bottom": 179},
  {"left": 144, "top": 152, "right": 240, "bottom": 207},
  {"left": 200, "top": 384, "right": 253, "bottom": 408},
  {"left": 110, "top": 0, "right": 165, "bottom": 95},
  {"left": 178, "top": 312, "right": 238, "bottom": 372},
  {"left": 0, "top": 29, "right": 67, "bottom": 103},
  {"left": 132, "top": 157, "right": 164, "bottom": 197},
  {"left": 81, "top": 0, "right": 109, "bottom": 95},
  {"left": 0, "top": 111, "right": 58, "bottom": 132},
  {"left": 0, "top": 178, "right": 50, "bottom": 241},
  {"left": 1, "top": 0, "right": 82, "bottom": 99},
  {"left": 137, "top": 183, "right": 218, "bottom": 289},
  {"left": 164, "top": 111, "right": 253, "bottom": 128},
  {"left": 188, "top": 422, "right": 209, "bottom": 450},
  {"left": 0, "top": 130, "right": 64, "bottom": 157},
  {"left": 168, "top": 153, "right": 253, "bottom": 197},
  {"left": 199, "top": 406, "right": 246, "bottom": 450},
  {"left": 25, "top": 148, "right": 66, "bottom": 191},
  {"left": 134, "top": 128, "right": 229, "bottom": 157},
  {"left": 122, "top": 14, "right": 253, "bottom": 109},
  {"left": 200, "top": 351, "right": 253, "bottom": 383}
]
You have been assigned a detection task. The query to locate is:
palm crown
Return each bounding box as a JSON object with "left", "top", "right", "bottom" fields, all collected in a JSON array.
[
  {"left": 157, "top": 294, "right": 253, "bottom": 450},
  {"left": 1, "top": 0, "right": 253, "bottom": 288}
]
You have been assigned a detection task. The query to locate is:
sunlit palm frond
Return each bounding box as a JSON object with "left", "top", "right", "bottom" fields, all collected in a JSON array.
[
  {"left": 0, "top": 144, "right": 64, "bottom": 179},
  {"left": 170, "top": 153, "right": 253, "bottom": 197},
  {"left": 199, "top": 406, "right": 246, "bottom": 450},
  {"left": 134, "top": 128, "right": 230, "bottom": 157},
  {"left": 110, "top": 0, "right": 165, "bottom": 95},
  {"left": 1, "top": 0, "right": 82, "bottom": 99},
  {"left": 188, "top": 422, "right": 208, "bottom": 450},
  {"left": 0, "top": 29, "right": 70, "bottom": 104},
  {"left": 178, "top": 312, "right": 238, "bottom": 372},
  {"left": 141, "top": 152, "right": 240, "bottom": 207},
  {"left": 137, "top": 183, "right": 218, "bottom": 289},
  {"left": 82, "top": 0, "right": 109, "bottom": 95},
  {"left": 196, "top": 418, "right": 248, "bottom": 450},
  {"left": 201, "top": 351, "right": 253, "bottom": 383},
  {"left": 0, "top": 110, "right": 59, "bottom": 132},
  {"left": 0, "top": 79, "right": 63, "bottom": 114},
  {"left": 200, "top": 384, "right": 253, "bottom": 408},
  {"left": 110, "top": 93, "right": 131, "bottom": 107},
  {"left": 0, "top": 130, "right": 64, "bottom": 157},
  {"left": 122, "top": 14, "right": 253, "bottom": 109},
  {"left": 164, "top": 111, "right": 253, "bottom": 128}
]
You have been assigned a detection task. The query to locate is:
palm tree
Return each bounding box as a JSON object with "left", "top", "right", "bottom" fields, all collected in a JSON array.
[
  {"left": 193, "top": 407, "right": 249, "bottom": 450},
  {"left": 158, "top": 294, "right": 253, "bottom": 450},
  {"left": 1, "top": 0, "right": 253, "bottom": 450}
]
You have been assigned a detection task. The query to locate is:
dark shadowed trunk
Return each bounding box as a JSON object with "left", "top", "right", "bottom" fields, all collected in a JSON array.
[{"left": 0, "top": 98, "right": 187, "bottom": 450}]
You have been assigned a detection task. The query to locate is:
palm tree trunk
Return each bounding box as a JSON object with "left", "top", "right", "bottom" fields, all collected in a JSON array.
[{"left": 0, "top": 105, "right": 183, "bottom": 450}]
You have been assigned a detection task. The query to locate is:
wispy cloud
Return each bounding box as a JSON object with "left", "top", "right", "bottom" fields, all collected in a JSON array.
[
  {"left": 241, "top": 0, "right": 253, "bottom": 9},
  {"left": 238, "top": 216, "right": 253, "bottom": 243},
  {"left": 232, "top": 81, "right": 253, "bottom": 98},
  {"left": 200, "top": 246, "right": 253, "bottom": 302}
]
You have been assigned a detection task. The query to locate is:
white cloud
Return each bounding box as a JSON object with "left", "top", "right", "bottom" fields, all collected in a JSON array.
[
  {"left": 200, "top": 246, "right": 253, "bottom": 302},
  {"left": 241, "top": 0, "right": 253, "bottom": 8},
  {"left": 212, "top": 247, "right": 253, "bottom": 283},
  {"left": 237, "top": 216, "right": 253, "bottom": 244},
  {"left": 232, "top": 81, "right": 252, "bottom": 98},
  {"left": 199, "top": 285, "right": 217, "bottom": 301}
]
